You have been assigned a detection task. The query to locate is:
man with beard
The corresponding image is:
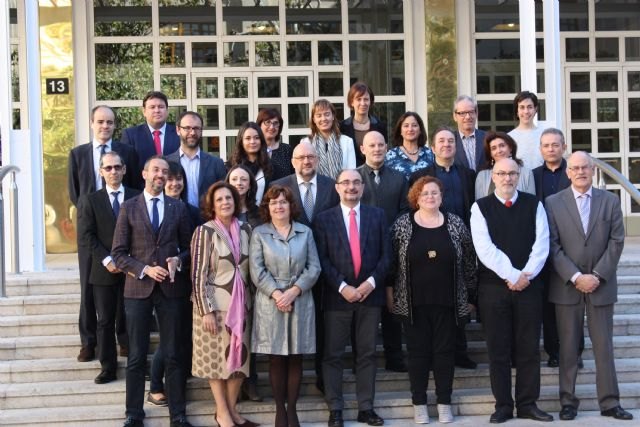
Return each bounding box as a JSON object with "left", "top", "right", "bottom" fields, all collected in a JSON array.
[{"left": 166, "top": 111, "right": 226, "bottom": 209}]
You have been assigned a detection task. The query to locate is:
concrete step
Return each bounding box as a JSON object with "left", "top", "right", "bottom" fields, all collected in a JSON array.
[
  {"left": 1, "top": 383, "right": 639, "bottom": 426},
  {"left": 4, "top": 271, "right": 80, "bottom": 296},
  {"left": 0, "top": 294, "right": 80, "bottom": 316},
  {"left": 618, "top": 275, "right": 640, "bottom": 294},
  {"left": 0, "top": 313, "right": 79, "bottom": 337}
]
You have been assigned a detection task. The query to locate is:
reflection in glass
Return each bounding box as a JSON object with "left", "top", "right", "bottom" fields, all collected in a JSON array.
[
  {"left": 288, "top": 104, "right": 310, "bottom": 128},
  {"left": 204, "top": 136, "right": 220, "bottom": 156},
  {"left": 595, "top": 0, "right": 640, "bottom": 31},
  {"left": 350, "top": 40, "right": 404, "bottom": 96},
  {"left": 596, "top": 72, "right": 618, "bottom": 92},
  {"left": 112, "top": 107, "right": 142, "bottom": 141},
  {"left": 598, "top": 129, "right": 620, "bottom": 153},
  {"left": 167, "top": 106, "right": 187, "bottom": 124},
  {"left": 258, "top": 77, "right": 281, "bottom": 98},
  {"left": 193, "top": 42, "right": 217, "bottom": 67},
  {"left": 627, "top": 38, "right": 640, "bottom": 61},
  {"left": 559, "top": 0, "right": 588, "bottom": 31},
  {"left": 160, "top": 74, "right": 186, "bottom": 99},
  {"left": 224, "top": 77, "right": 248, "bottom": 98},
  {"left": 196, "top": 78, "right": 218, "bottom": 99},
  {"left": 475, "top": 0, "right": 543, "bottom": 32},
  {"left": 494, "top": 75, "right": 516, "bottom": 94},
  {"left": 571, "top": 129, "right": 591, "bottom": 152},
  {"left": 196, "top": 105, "right": 219, "bottom": 130},
  {"left": 94, "top": 0, "right": 152, "bottom": 37},
  {"left": 224, "top": 42, "right": 249, "bottom": 67},
  {"left": 630, "top": 129, "right": 640, "bottom": 152},
  {"left": 318, "top": 41, "right": 342, "bottom": 65},
  {"left": 11, "top": 44, "right": 19, "bottom": 102},
  {"left": 9, "top": 1, "right": 17, "bottom": 38},
  {"left": 537, "top": 69, "right": 545, "bottom": 93},
  {"left": 95, "top": 43, "right": 153, "bottom": 100},
  {"left": 286, "top": 1, "right": 341, "bottom": 34},
  {"left": 159, "top": 0, "right": 215, "bottom": 36},
  {"left": 566, "top": 38, "right": 589, "bottom": 62},
  {"left": 630, "top": 72, "right": 640, "bottom": 91},
  {"left": 226, "top": 105, "right": 249, "bottom": 128},
  {"left": 256, "top": 42, "right": 280, "bottom": 66},
  {"left": 599, "top": 158, "right": 622, "bottom": 184},
  {"left": 288, "top": 77, "right": 309, "bottom": 97},
  {"left": 371, "top": 102, "right": 405, "bottom": 142},
  {"left": 631, "top": 158, "right": 640, "bottom": 183},
  {"left": 596, "top": 38, "right": 619, "bottom": 62},
  {"left": 13, "top": 109, "right": 20, "bottom": 129},
  {"left": 288, "top": 134, "right": 306, "bottom": 147},
  {"left": 348, "top": 0, "right": 403, "bottom": 33},
  {"left": 160, "top": 43, "right": 185, "bottom": 67},
  {"left": 570, "top": 99, "right": 590, "bottom": 123},
  {"left": 597, "top": 99, "right": 619, "bottom": 122},
  {"left": 629, "top": 99, "right": 640, "bottom": 122},
  {"left": 570, "top": 73, "right": 590, "bottom": 92},
  {"left": 258, "top": 104, "right": 281, "bottom": 114},
  {"left": 319, "top": 72, "right": 343, "bottom": 97},
  {"left": 224, "top": 0, "right": 279, "bottom": 35},
  {"left": 226, "top": 136, "right": 237, "bottom": 161},
  {"left": 287, "top": 42, "right": 312, "bottom": 66}
]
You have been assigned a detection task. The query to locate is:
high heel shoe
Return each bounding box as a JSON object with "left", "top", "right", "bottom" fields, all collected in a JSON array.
[
  {"left": 236, "top": 420, "right": 260, "bottom": 427},
  {"left": 214, "top": 412, "right": 238, "bottom": 427}
]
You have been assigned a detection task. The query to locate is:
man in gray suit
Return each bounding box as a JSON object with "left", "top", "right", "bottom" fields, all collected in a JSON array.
[
  {"left": 546, "top": 151, "right": 632, "bottom": 421},
  {"left": 453, "top": 95, "right": 486, "bottom": 171}
]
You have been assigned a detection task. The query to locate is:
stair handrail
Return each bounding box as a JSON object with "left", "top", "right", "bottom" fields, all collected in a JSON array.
[
  {"left": 0, "top": 164, "right": 21, "bottom": 298},
  {"left": 591, "top": 158, "right": 640, "bottom": 207}
]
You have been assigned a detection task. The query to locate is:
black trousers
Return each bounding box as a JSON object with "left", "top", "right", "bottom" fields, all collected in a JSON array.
[
  {"left": 479, "top": 280, "right": 543, "bottom": 412},
  {"left": 313, "top": 283, "right": 324, "bottom": 382},
  {"left": 78, "top": 247, "right": 96, "bottom": 348},
  {"left": 404, "top": 305, "right": 456, "bottom": 405},
  {"left": 93, "top": 282, "right": 127, "bottom": 373}
]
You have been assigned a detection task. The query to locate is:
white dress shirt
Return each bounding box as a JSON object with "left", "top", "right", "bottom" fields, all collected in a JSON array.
[
  {"left": 143, "top": 190, "right": 165, "bottom": 226},
  {"left": 569, "top": 186, "right": 594, "bottom": 283},
  {"left": 102, "top": 183, "right": 125, "bottom": 266},
  {"left": 337, "top": 202, "right": 376, "bottom": 293},
  {"left": 296, "top": 174, "right": 318, "bottom": 203},
  {"left": 179, "top": 148, "right": 201, "bottom": 207}
]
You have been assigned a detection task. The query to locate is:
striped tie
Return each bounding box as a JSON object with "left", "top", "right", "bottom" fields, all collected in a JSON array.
[
  {"left": 302, "top": 181, "right": 314, "bottom": 221},
  {"left": 578, "top": 194, "right": 590, "bottom": 234}
]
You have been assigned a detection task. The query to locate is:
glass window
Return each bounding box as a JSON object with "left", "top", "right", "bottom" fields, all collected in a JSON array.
[
  {"left": 630, "top": 72, "right": 640, "bottom": 91},
  {"left": 348, "top": 0, "right": 403, "bottom": 33},
  {"left": 95, "top": 43, "right": 152, "bottom": 100},
  {"left": 225, "top": 105, "right": 249, "bottom": 128},
  {"left": 197, "top": 106, "right": 219, "bottom": 130},
  {"left": 286, "top": 1, "right": 341, "bottom": 34},
  {"left": 9, "top": 0, "right": 17, "bottom": 38},
  {"left": 600, "top": 158, "right": 622, "bottom": 184},
  {"left": 476, "top": 40, "right": 520, "bottom": 95},
  {"left": 319, "top": 72, "right": 343, "bottom": 97},
  {"left": 256, "top": 42, "right": 280, "bottom": 66},
  {"left": 288, "top": 76, "right": 309, "bottom": 97},
  {"left": 224, "top": 42, "right": 248, "bottom": 67},
  {"left": 629, "top": 158, "right": 640, "bottom": 184},
  {"left": 350, "top": 40, "right": 404, "bottom": 96},
  {"left": 475, "top": 0, "right": 542, "bottom": 33},
  {"left": 160, "top": 74, "right": 186, "bottom": 99},
  {"left": 196, "top": 77, "right": 218, "bottom": 99},
  {"left": 571, "top": 129, "right": 591, "bottom": 152},
  {"left": 204, "top": 136, "right": 220, "bottom": 156},
  {"left": 570, "top": 99, "right": 590, "bottom": 123},
  {"left": 192, "top": 42, "right": 217, "bottom": 67},
  {"left": 224, "top": 0, "right": 279, "bottom": 35},
  {"left": 318, "top": 41, "right": 342, "bottom": 65},
  {"left": 93, "top": 0, "right": 152, "bottom": 37},
  {"left": 257, "top": 77, "right": 281, "bottom": 98},
  {"left": 570, "top": 72, "right": 590, "bottom": 92},
  {"left": 597, "top": 98, "right": 619, "bottom": 122},
  {"left": 626, "top": 37, "right": 640, "bottom": 61},
  {"left": 158, "top": 0, "right": 215, "bottom": 36},
  {"left": 11, "top": 44, "right": 19, "bottom": 102},
  {"left": 160, "top": 42, "right": 185, "bottom": 67},
  {"left": 13, "top": 109, "right": 20, "bottom": 129},
  {"left": 596, "top": 72, "right": 618, "bottom": 92},
  {"left": 477, "top": 101, "right": 514, "bottom": 131},
  {"left": 372, "top": 102, "right": 405, "bottom": 141},
  {"left": 112, "top": 107, "right": 144, "bottom": 140},
  {"left": 224, "top": 77, "right": 248, "bottom": 98},
  {"left": 566, "top": 38, "right": 589, "bottom": 62},
  {"left": 559, "top": 0, "right": 588, "bottom": 31},
  {"left": 288, "top": 104, "right": 309, "bottom": 128},
  {"left": 629, "top": 98, "right": 640, "bottom": 122},
  {"left": 630, "top": 129, "right": 640, "bottom": 152},
  {"left": 596, "top": 38, "right": 619, "bottom": 62},
  {"left": 598, "top": 129, "right": 620, "bottom": 152},
  {"left": 595, "top": 0, "right": 640, "bottom": 31},
  {"left": 287, "top": 42, "right": 312, "bottom": 66}
]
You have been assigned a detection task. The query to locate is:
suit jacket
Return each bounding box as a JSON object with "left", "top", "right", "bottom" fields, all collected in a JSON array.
[
  {"left": 314, "top": 204, "right": 391, "bottom": 310},
  {"left": 454, "top": 129, "right": 486, "bottom": 171},
  {"left": 357, "top": 164, "right": 409, "bottom": 227},
  {"left": 546, "top": 186, "right": 625, "bottom": 306},
  {"left": 77, "top": 187, "right": 140, "bottom": 286},
  {"left": 165, "top": 149, "right": 226, "bottom": 206},
  {"left": 111, "top": 193, "right": 192, "bottom": 299},
  {"left": 120, "top": 123, "right": 181, "bottom": 172},
  {"left": 532, "top": 159, "right": 571, "bottom": 204},
  {"left": 269, "top": 173, "right": 339, "bottom": 228},
  {"left": 68, "top": 141, "right": 140, "bottom": 206}
]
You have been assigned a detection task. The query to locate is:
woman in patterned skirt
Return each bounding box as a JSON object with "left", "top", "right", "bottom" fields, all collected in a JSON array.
[{"left": 191, "top": 181, "right": 258, "bottom": 427}]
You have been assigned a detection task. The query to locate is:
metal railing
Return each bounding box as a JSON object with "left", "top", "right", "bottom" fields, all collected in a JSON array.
[
  {"left": 592, "top": 157, "right": 640, "bottom": 207},
  {"left": 0, "top": 164, "right": 20, "bottom": 298}
]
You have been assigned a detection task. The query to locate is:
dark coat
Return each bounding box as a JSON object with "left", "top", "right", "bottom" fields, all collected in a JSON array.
[
  {"left": 454, "top": 129, "right": 486, "bottom": 171},
  {"left": 120, "top": 123, "right": 181, "bottom": 172}
]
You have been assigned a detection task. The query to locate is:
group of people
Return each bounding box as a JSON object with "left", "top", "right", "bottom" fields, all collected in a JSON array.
[{"left": 68, "top": 84, "right": 632, "bottom": 427}]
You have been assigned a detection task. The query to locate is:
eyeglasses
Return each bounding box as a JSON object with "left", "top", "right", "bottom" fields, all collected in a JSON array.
[
  {"left": 337, "top": 179, "right": 363, "bottom": 187},
  {"left": 454, "top": 110, "right": 476, "bottom": 117},
  {"left": 179, "top": 126, "right": 202, "bottom": 133},
  {"left": 420, "top": 191, "right": 441, "bottom": 197},
  {"left": 568, "top": 165, "right": 592, "bottom": 172},
  {"left": 262, "top": 120, "right": 280, "bottom": 129},
  {"left": 101, "top": 165, "right": 123, "bottom": 172},
  {"left": 268, "top": 200, "right": 289, "bottom": 207},
  {"left": 493, "top": 171, "right": 520, "bottom": 178},
  {"left": 293, "top": 155, "right": 317, "bottom": 161}
]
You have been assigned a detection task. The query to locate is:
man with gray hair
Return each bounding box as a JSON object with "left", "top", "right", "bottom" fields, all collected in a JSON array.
[{"left": 452, "top": 95, "right": 486, "bottom": 171}]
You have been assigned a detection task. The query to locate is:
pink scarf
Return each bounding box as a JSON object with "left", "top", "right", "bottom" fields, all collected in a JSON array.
[{"left": 214, "top": 217, "right": 246, "bottom": 372}]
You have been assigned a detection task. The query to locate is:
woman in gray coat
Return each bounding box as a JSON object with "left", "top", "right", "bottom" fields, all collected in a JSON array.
[{"left": 249, "top": 185, "right": 321, "bottom": 427}]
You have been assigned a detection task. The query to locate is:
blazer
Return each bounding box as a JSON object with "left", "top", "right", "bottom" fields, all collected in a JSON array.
[
  {"left": 532, "top": 159, "right": 571, "bottom": 204},
  {"left": 454, "top": 129, "right": 486, "bottom": 171},
  {"left": 120, "top": 123, "right": 181, "bottom": 172},
  {"left": 357, "top": 163, "right": 409, "bottom": 227},
  {"left": 165, "top": 149, "right": 226, "bottom": 205},
  {"left": 269, "top": 173, "right": 340, "bottom": 228},
  {"left": 474, "top": 165, "right": 535, "bottom": 200},
  {"left": 314, "top": 204, "right": 391, "bottom": 310},
  {"left": 546, "top": 186, "right": 625, "bottom": 306},
  {"left": 340, "top": 115, "right": 388, "bottom": 166},
  {"left": 111, "top": 193, "right": 192, "bottom": 299},
  {"left": 68, "top": 141, "right": 140, "bottom": 206},
  {"left": 77, "top": 187, "right": 140, "bottom": 286}
]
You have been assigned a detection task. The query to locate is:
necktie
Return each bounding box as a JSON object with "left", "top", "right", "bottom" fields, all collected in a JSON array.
[
  {"left": 373, "top": 169, "right": 380, "bottom": 185},
  {"left": 463, "top": 135, "right": 475, "bottom": 170},
  {"left": 505, "top": 200, "right": 513, "bottom": 208},
  {"left": 153, "top": 130, "right": 162, "bottom": 155},
  {"left": 349, "top": 209, "right": 361, "bottom": 278},
  {"left": 151, "top": 197, "right": 160, "bottom": 232},
  {"left": 100, "top": 144, "right": 107, "bottom": 156},
  {"left": 302, "top": 181, "right": 314, "bottom": 221},
  {"left": 111, "top": 191, "right": 120, "bottom": 218},
  {"left": 578, "top": 194, "right": 590, "bottom": 234}
]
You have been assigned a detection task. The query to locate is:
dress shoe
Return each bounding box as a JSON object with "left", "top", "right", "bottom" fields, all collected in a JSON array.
[
  {"left": 170, "top": 415, "right": 193, "bottom": 427},
  {"left": 94, "top": 370, "right": 116, "bottom": 384},
  {"left": 119, "top": 345, "right": 129, "bottom": 357},
  {"left": 328, "top": 410, "right": 344, "bottom": 427},
  {"left": 547, "top": 357, "right": 559, "bottom": 368},
  {"left": 413, "top": 404, "right": 429, "bottom": 424},
  {"left": 77, "top": 346, "right": 95, "bottom": 362},
  {"left": 489, "top": 409, "right": 513, "bottom": 424},
  {"left": 146, "top": 392, "right": 168, "bottom": 407},
  {"left": 559, "top": 405, "right": 577, "bottom": 421},
  {"left": 236, "top": 419, "right": 260, "bottom": 427},
  {"left": 517, "top": 405, "right": 554, "bottom": 422},
  {"left": 357, "top": 409, "right": 384, "bottom": 426},
  {"left": 455, "top": 355, "right": 477, "bottom": 369},
  {"left": 241, "top": 381, "right": 263, "bottom": 402},
  {"left": 385, "top": 360, "right": 408, "bottom": 372},
  {"left": 601, "top": 406, "right": 634, "bottom": 420},
  {"left": 123, "top": 417, "right": 144, "bottom": 427}
]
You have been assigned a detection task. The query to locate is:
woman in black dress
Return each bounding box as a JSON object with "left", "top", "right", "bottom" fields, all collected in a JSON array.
[{"left": 257, "top": 108, "right": 294, "bottom": 180}]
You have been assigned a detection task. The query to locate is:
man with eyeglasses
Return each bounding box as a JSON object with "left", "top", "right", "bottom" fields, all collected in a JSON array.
[
  {"left": 166, "top": 111, "right": 226, "bottom": 209},
  {"left": 314, "top": 169, "right": 391, "bottom": 427},
  {"left": 76, "top": 151, "right": 140, "bottom": 384},
  {"left": 470, "top": 158, "right": 553, "bottom": 423},
  {"left": 68, "top": 105, "right": 139, "bottom": 363},
  {"left": 546, "top": 152, "right": 631, "bottom": 421},
  {"left": 452, "top": 95, "right": 486, "bottom": 171}
]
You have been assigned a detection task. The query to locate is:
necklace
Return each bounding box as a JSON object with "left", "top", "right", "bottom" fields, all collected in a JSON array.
[{"left": 402, "top": 145, "right": 419, "bottom": 156}]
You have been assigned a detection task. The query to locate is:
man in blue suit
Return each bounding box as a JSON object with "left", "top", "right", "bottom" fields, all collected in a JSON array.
[
  {"left": 315, "top": 169, "right": 392, "bottom": 427},
  {"left": 165, "top": 111, "right": 226, "bottom": 209},
  {"left": 121, "top": 91, "right": 181, "bottom": 174},
  {"left": 453, "top": 95, "right": 486, "bottom": 172}
]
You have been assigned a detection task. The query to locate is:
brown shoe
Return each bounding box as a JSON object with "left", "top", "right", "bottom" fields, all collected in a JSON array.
[
  {"left": 119, "top": 346, "right": 129, "bottom": 357},
  {"left": 77, "top": 346, "right": 95, "bottom": 362}
]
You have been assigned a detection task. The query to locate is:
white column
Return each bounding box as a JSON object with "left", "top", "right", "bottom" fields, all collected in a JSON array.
[
  {"left": 0, "top": 2, "right": 12, "bottom": 166},
  {"left": 542, "top": 0, "right": 563, "bottom": 130},
  {"left": 455, "top": 0, "right": 473, "bottom": 96},
  {"left": 518, "top": 0, "right": 538, "bottom": 94}
]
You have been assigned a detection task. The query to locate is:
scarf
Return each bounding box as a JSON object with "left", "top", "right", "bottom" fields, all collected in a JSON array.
[
  {"left": 214, "top": 217, "right": 246, "bottom": 372},
  {"left": 312, "top": 133, "right": 342, "bottom": 180}
]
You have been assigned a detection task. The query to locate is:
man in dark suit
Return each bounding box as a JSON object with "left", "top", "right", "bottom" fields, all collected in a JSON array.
[
  {"left": 121, "top": 91, "right": 181, "bottom": 173},
  {"left": 68, "top": 105, "right": 139, "bottom": 363},
  {"left": 111, "top": 156, "right": 193, "bottom": 427},
  {"left": 453, "top": 95, "right": 486, "bottom": 171},
  {"left": 357, "top": 131, "right": 408, "bottom": 373},
  {"left": 165, "top": 111, "right": 226, "bottom": 208},
  {"left": 546, "top": 151, "right": 632, "bottom": 421},
  {"left": 532, "top": 128, "right": 572, "bottom": 369},
  {"left": 315, "top": 169, "right": 392, "bottom": 427},
  {"left": 271, "top": 140, "right": 339, "bottom": 393},
  {"left": 77, "top": 151, "right": 140, "bottom": 384}
]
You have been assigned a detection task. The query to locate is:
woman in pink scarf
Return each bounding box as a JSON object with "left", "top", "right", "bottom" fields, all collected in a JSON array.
[{"left": 191, "top": 182, "right": 258, "bottom": 427}]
